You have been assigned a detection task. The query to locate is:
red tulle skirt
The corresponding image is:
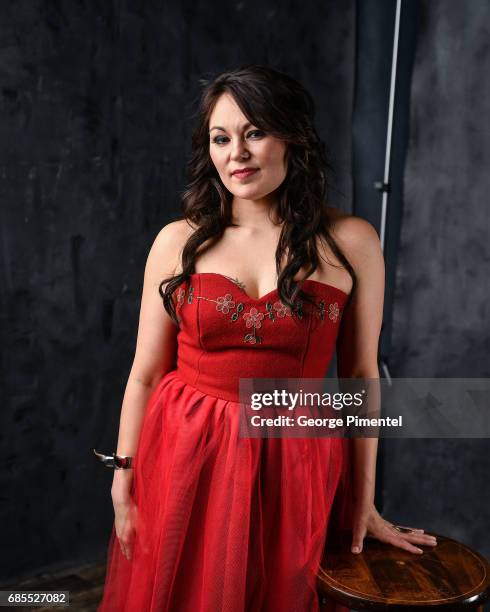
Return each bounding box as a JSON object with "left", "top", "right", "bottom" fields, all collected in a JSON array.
[{"left": 98, "top": 370, "right": 353, "bottom": 611}]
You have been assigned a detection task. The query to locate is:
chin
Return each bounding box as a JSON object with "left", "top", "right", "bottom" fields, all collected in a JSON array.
[
  {"left": 235, "top": 191, "right": 267, "bottom": 202},
  {"left": 228, "top": 184, "right": 269, "bottom": 198}
]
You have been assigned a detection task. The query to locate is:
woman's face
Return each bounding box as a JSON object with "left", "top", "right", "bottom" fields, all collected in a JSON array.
[{"left": 208, "top": 93, "right": 288, "bottom": 201}]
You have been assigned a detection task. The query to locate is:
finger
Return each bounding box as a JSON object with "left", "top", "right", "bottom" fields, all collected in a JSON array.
[
  {"left": 394, "top": 524, "right": 424, "bottom": 533},
  {"left": 387, "top": 536, "right": 423, "bottom": 554},
  {"left": 121, "top": 532, "right": 135, "bottom": 560},
  {"left": 397, "top": 532, "right": 438, "bottom": 546},
  {"left": 119, "top": 536, "right": 132, "bottom": 559},
  {"left": 351, "top": 524, "right": 367, "bottom": 554},
  {"left": 389, "top": 524, "right": 436, "bottom": 544},
  {"left": 389, "top": 524, "right": 427, "bottom": 539}
]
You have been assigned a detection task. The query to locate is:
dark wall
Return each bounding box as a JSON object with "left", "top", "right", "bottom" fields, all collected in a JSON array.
[
  {"left": 0, "top": 1, "right": 355, "bottom": 582},
  {"left": 351, "top": 0, "right": 419, "bottom": 517},
  {"left": 352, "top": 0, "right": 419, "bottom": 368},
  {"left": 384, "top": 0, "right": 490, "bottom": 561}
]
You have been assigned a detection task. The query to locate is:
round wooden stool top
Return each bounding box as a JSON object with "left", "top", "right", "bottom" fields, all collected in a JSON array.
[{"left": 317, "top": 531, "right": 490, "bottom": 610}]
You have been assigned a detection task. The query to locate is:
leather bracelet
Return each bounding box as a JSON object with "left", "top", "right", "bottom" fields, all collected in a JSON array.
[{"left": 93, "top": 448, "right": 133, "bottom": 469}]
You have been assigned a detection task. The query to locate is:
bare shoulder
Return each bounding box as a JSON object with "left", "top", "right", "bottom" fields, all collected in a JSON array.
[
  {"left": 326, "top": 207, "right": 383, "bottom": 265},
  {"left": 150, "top": 219, "right": 196, "bottom": 274},
  {"left": 153, "top": 218, "right": 197, "bottom": 246},
  {"left": 148, "top": 219, "right": 198, "bottom": 276}
]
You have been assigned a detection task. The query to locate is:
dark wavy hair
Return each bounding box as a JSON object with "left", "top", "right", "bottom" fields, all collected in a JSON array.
[{"left": 159, "top": 65, "right": 356, "bottom": 324}]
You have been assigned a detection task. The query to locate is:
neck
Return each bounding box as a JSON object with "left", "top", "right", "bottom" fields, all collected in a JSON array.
[{"left": 230, "top": 194, "right": 282, "bottom": 229}]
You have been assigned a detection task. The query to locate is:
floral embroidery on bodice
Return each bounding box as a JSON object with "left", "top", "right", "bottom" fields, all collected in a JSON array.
[
  {"left": 175, "top": 272, "right": 343, "bottom": 345},
  {"left": 172, "top": 273, "right": 349, "bottom": 402}
]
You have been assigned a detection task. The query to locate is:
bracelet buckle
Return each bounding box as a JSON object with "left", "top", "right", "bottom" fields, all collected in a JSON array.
[{"left": 93, "top": 448, "right": 133, "bottom": 469}]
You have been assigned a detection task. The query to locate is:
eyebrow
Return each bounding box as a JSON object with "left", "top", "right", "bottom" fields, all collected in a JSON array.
[{"left": 208, "top": 122, "right": 253, "bottom": 133}]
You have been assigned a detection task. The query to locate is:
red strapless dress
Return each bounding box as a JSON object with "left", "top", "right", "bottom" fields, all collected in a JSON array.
[{"left": 98, "top": 273, "right": 354, "bottom": 612}]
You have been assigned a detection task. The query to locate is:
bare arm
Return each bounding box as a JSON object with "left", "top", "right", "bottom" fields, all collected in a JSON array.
[
  {"left": 334, "top": 216, "right": 385, "bottom": 507},
  {"left": 334, "top": 217, "right": 437, "bottom": 554},
  {"left": 111, "top": 220, "right": 188, "bottom": 504}
]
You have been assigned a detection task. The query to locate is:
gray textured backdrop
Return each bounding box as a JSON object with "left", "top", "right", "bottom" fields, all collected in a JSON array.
[{"left": 384, "top": 0, "right": 490, "bottom": 562}]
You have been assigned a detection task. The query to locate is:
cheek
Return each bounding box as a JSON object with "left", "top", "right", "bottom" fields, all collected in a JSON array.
[{"left": 264, "top": 146, "right": 287, "bottom": 177}]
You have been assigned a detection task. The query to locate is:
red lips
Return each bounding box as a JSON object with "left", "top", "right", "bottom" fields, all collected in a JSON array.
[{"left": 231, "top": 167, "right": 259, "bottom": 177}]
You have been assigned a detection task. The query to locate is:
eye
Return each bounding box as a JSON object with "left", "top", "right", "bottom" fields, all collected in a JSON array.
[
  {"left": 246, "top": 129, "right": 265, "bottom": 139},
  {"left": 211, "top": 135, "right": 230, "bottom": 145}
]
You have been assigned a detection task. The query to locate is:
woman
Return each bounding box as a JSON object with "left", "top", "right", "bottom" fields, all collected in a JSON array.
[{"left": 97, "top": 65, "right": 437, "bottom": 611}]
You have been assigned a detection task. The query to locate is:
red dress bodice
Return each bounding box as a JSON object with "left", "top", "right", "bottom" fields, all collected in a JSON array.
[{"left": 174, "top": 272, "right": 349, "bottom": 402}]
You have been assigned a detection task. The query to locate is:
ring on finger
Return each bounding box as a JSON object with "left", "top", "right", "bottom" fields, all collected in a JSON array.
[{"left": 392, "top": 524, "right": 415, "bottom": 534}]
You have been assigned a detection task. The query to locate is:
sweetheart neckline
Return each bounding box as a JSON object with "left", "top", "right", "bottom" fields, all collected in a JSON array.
[{"left": 190, "top": 272, "right": 349, "bottom": 301}]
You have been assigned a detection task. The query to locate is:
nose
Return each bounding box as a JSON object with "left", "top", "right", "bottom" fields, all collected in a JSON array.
[{"left": 230, "top": 136, "right": 250, "bottom": 161}]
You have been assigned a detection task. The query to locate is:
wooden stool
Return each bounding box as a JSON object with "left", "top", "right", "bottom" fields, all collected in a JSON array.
[{"left": 317, "top": 531, "right": 490, "bottom": 610}]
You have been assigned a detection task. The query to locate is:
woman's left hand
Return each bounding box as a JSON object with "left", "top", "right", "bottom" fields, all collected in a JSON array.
[{"left": 351, "top": 502, "right": 438, "bottom": 555}]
